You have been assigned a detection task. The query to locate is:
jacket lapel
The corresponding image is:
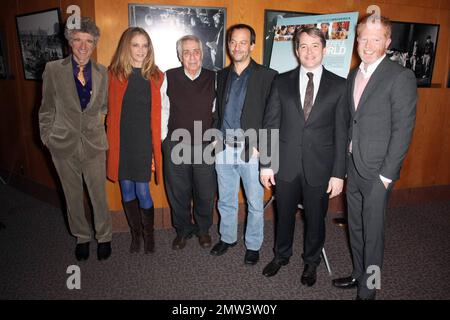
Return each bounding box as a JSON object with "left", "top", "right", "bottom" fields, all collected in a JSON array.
[
  {"left": 84, "top": 61, "right": 101, "bottom": 111},
  {"left": 348, "top": 69, "right": 357, "bottom": 116},
  {"left": 62, "top": 56, "right": 81, "bottom": 110},
  {"left": 243, "top": 61, "right": 257, "bottom": 111},
  {"left": 356, "top": 57, "right": 390, "bottom": 114},
  {"left": 288, "top": 67, "right": 304, "bottom": 122},
  {"left": 306, "top": 67, "right": 330, "bottom": 123}
]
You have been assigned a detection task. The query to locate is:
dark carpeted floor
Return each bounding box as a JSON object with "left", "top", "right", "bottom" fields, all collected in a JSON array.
[{"left": 0, "top": 184, "right": 449, "bottom": 300}]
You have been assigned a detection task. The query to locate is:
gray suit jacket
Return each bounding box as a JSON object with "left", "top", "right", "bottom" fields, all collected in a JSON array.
[
  {"left": 39, "top": 56, "right": 108, "bottom": 159},
  {"left": 348, "top": 56, "right": 417, "bottom": 181}
]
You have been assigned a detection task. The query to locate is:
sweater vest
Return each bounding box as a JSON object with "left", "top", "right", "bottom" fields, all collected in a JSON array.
[{"left": 166, "top": 67, "right": 215, "bottom": 141}]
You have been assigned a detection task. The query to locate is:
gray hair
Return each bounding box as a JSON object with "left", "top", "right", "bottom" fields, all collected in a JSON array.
[
  {"left": 65, "top": 17, "right": 100, "bottom": 45},
  {"left": 176, "top": 35, "right": 203, "bottom": 61}
]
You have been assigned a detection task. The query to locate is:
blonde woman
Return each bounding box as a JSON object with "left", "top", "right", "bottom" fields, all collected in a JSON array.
[{"left": 107, "top": 27, "right": 163, "bottom": 254}]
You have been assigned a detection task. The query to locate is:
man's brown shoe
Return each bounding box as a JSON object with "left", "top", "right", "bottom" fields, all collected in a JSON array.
[
  {"left": 198, "top": 234, "right": 212, "bottom": 248},
  {"left": 172, "top": 236, "right": 187, "bottom": 250},
  {"left": 172, "top": 233, "right": 194, "bottom": 250}
]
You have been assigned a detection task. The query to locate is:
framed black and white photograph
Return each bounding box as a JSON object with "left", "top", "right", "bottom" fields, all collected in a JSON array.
[
  {"left": 0, "top": 30, "right": 8, "bottom": 79},
  {"left": 263, "top": 9, "right": 311, "bottom": 67},
  {"left": 16, "top": 8, "right": 64, "bottom": 80},
  {"left": 387, "top": 21, "right": 439, "bottom": 87},
  {"left": 129, "top": 4, "right": 226, "bottom": 72}
]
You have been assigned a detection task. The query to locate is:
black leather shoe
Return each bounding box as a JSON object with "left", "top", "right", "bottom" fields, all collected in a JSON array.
[
  {"left": 301, "top": 264, "right": 317, "bottom": 287},
  {"left": 97, "top": 242, "right": 111, "bottom": 260},
  {"left": 244, "top": 250, "right": 259, "bottom": 265},
  {"left": 262, "top": 259, "right": 289, "bottom": 277},
  {"left": 332, "top": 276, "right": 358, "bottom": 289},
  {"left": 210, "top": 241, "right": 237, "bottom": 256},
  {"left": 75, "top": 242, "right": 90, "bottom": 261}
]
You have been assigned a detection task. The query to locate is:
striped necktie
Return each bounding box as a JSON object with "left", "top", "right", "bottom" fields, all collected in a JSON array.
[{"left": 303, "top": 72, "right": 314, "bottom": 120}]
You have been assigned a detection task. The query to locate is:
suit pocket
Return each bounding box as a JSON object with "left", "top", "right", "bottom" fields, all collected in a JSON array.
[
  {"left": 47, "top": 125, "right": 72, "bottom": 151},
  {"left": 49, "top": 125, "right": 68, "bottom": 139},
  {"left": 366, "top": 140, "right": 388, "bottom": 165},
  {"left": 368, "top": 140, "right": 388, "bottom": 156}
]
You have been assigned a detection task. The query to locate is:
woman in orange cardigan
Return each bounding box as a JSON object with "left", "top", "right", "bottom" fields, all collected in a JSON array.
[{"left": 107, "top": 27, "right": 163, "bottom": 254}]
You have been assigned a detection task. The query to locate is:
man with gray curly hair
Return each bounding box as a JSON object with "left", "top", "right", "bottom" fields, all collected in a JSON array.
[
  {"left": 39, "top": 17, "right": 112, "bottom": 261},
  {"left": 64, "top": 17, "right": 100, "bottom": 45}
]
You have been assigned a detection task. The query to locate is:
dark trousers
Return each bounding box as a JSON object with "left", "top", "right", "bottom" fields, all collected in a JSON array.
[
  {"left": 347, "top": 154, "right": 393, "bottom": 299},
  {"left": 163, "top": 140, "right": 216, "bottom": 237},
  {"left": 275, "top": 172, "right": 328, "bottom": 266}
]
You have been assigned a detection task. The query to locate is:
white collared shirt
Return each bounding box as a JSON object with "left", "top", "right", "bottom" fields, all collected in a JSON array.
[
  {"left": 299, "top": 65, "right": 323, "bottom": 108},
  {"left": 184, "top": 68, "right": 202, "bottom": 81},
  {"left": 358, "top": 54, "right": 386, "bottom": 79}
]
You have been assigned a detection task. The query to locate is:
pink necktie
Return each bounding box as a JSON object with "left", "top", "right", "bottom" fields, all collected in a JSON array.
[{"left": 349, "top": 71, "right": 371, "bottom": 153}]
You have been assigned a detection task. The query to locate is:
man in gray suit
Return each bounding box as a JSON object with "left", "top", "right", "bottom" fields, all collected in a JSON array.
[
  {"left": 39, "top": 17, "right": 112, "bottom": 261},
  {"left": 332, "top": 15, "right": 417, "bottom": 299}
]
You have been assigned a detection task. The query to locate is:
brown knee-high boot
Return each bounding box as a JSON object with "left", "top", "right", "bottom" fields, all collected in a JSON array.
[
  {"left": 140, "top": 206, "right": 155, "bottom": 254},
  {"left": 122, "top": 199, "right": 142, "bottom": 253}
]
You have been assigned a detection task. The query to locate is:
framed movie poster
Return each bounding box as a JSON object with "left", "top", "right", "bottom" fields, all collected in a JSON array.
[
  {"left": 129, "top": 4, "right": 226, "bottom": 72},
  {"left": 16, "top": 8, "right": 65, "bottom": 80},
  {"left": 263, "top": 10, "right": 311, "bottom": 67},
  {"left": 388, "top": 21, "right": 439, "bottom": 87}
]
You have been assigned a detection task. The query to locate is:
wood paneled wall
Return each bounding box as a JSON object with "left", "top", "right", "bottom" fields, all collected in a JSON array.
[
  {"left": 1, "top": 0, "right": 449, "bottom": 213},
  {"left": 95, "top": 0, "right": 450, "bottom": 210}
]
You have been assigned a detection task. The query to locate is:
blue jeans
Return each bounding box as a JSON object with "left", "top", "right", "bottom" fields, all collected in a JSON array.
[{"left": 215, "top": 145, "right": 264, "bottom": 251}]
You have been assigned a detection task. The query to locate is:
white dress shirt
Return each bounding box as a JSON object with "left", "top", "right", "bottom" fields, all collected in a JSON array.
[{"left": 358, "top": 54, "right": 386, "bottom": 78}]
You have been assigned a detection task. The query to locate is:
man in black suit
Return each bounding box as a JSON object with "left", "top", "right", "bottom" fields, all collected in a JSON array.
[
  {"left": 260, "top": 27, "right": 348, "bottom": 286},
  {"left": 210, "top": 24, "right": 277, "bottom": 265},
  {"left": 332, "top": 15, "right": 417, "bottom": 300}
]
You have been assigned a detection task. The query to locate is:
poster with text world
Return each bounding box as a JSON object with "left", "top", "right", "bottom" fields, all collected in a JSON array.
[{"left": 269, "top": 12, "right": 358, "bottom": 78}]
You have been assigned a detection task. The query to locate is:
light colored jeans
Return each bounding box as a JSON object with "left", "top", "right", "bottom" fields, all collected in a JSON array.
[{"left": 215, "top": 145, "right": 264, "bottom": 251}]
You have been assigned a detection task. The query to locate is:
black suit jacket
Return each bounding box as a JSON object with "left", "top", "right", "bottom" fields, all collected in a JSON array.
[
  {"left": 213, "top": 59, "right": 277, "bottom": 159},
  {"left": 263, "top": 66, "right": 349, "bottom": 187},
  {"left": 347, "top": 57, "right": 417, "bottom": 181}
]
